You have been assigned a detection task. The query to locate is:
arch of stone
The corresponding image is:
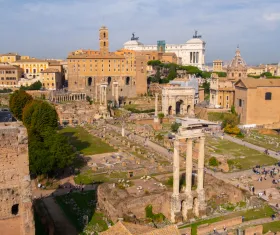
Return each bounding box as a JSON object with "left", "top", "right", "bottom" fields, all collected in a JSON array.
[{"left": 171, "top": 120, "right": 206, "bottom": 223}]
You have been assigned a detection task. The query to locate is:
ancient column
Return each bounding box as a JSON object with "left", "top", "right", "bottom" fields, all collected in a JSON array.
[
  {"left": 100, "top": 85, "right": 102, "bottom": 105},
  {"left": 115, "top": 83, "right": 119, "bottom": 107},
  {"left": 121, "top": 124, "right": 125, "bottom": 137},
  {"left": 104, "top": 85, "right": 107, "bottom": 106},
  {"left": 171, "top": 140, "right": 181, "bottom": 223},
  {"left": 172, "top": 97, "right": 176, "bottom": 116},
  {"left": 154, "top": 93, "right": 159, "bottom": 123},
  {"left": 173, "top": 140, "right": 180, "bottom": 196},
  {"left": 185, "top": 138, "right": 193, "bottom": 193},
  {"left": 197, "top": 136, "right": 205, "bottom": 190},
  {"left": 196, "top": 136, "right": 206, "bottom": 216}
]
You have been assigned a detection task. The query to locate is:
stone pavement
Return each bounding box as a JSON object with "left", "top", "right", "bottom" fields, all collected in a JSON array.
[{"left": 224, "top": 134, "right": 280, "bottom": 161}]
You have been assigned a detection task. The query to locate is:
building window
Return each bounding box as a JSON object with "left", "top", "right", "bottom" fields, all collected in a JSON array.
[
  {"left": 265, "top": 92, "right": 272, "bottom": 100},
  {"left": 226, "top": 96, "right": 229, "bottom": 101},
  {"left": 239, "top": 99, "right": 242, "bottom": 107}
]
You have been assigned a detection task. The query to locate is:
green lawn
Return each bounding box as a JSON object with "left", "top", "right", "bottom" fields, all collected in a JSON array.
[
  {"left": 263, "top": 220, "right": 280, "bottom": 233},
  {"left": 180, "top": 205, "right": 275, "bottom": 235},
  {"left": 242, "top": 130, "right": 280, "bottom": 152},
  {"left": 206, "top": 137, "right": 278, "bottom": 171},
  {"left": 55, "top": 190, "right": 109, "bottom": 233},
  {"left": 207, "top": 112, "right": 231, "bottom": 122},
  {"left": 74, "top": 170, "right": 128, "bottom": 185},
  {"left": 59, "top": 126, "right": 115, "bottom": 155}
]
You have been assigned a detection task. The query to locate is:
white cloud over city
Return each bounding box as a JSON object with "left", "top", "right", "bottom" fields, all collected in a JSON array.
[{"left": 0, "top": 0, "right": 279, "bottom": 64}]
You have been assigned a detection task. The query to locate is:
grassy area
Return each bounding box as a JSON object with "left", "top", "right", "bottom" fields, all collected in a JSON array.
[
  {"left": 59, "top": 126, "right": 115, "bottom": 155},
  {"left": 263, "top": 220, "right": 280, "bottom": 233},
  {"left": 206, "top": 137, "right": 277, "bottom": 171},
  {"left": 207, "top": 112, "right": 232, "bottom": 122},
  {"left": 242, "top": 130, "right": 280, "bottom": 152},
  {"left": 55, "top": 190, "right": 109, "bottom": 233},
  {"left": 74, "top": 169, "right": 128, "bottom": 185},
  {"left": 180, "top": 205, "right": 275, "bottom": 235}
]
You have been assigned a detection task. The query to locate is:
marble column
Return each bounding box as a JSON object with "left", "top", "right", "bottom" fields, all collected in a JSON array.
[
  {"left": 173, "top": 140, "right": 180, "bottom": 196},
  {"left": 197, "top": 136, "right": 205, "bottom": 190},
  {"left": 121, "top": 125, "right": 125, "bottom": 137},
  {"left": 154, "top": 93, "right": 159, "bottom": 123},
  {"left": 104, "top": 86, "right": 107, "bottom": 106},
  {"left": 99, "top": 85, "right": 102, "bottom": 105},
  {"left": 185, "top": 138, "right": 193, "bottom": 193},
  {"left": 172, "top": 98, "right": 176, "bottom": 116}
]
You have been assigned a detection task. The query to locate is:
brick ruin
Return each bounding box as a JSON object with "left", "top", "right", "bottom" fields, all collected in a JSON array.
[{"left": 0, "top": 122, "right": 34, "bottom": 235}]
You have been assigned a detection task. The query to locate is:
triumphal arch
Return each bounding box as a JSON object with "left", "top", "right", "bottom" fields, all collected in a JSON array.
[
  {"left": 162, "top": 87, "right": 195, "bottom": 117},
  {"left": 171, "top": 119, "right": 206, "bottom": 222}
]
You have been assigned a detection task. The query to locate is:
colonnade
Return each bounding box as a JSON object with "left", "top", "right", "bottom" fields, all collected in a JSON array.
[
  {"left": 190, "top": 52, "right": 199, "bottom": 64},
  {"left": 171, "top": 136, "right": 206, "bottom": 222},
  {"left": 53, "top": 93, "right": 86, "bottom": 103}
]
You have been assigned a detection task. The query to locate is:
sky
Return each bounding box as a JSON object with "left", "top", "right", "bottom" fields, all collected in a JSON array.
[{"left": 0, "top": 0, "right": 280, "bottom": 65}]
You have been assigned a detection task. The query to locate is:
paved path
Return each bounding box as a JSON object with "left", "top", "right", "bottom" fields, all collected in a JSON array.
[
  {"left": 224, "top": 134, "right": 280, "bottom": 161},
  {"left": 229, "top": 216, "right": 280, "bottom": 230},
  {"left": 43, "top": 197, "right": 78, "bottom": 235}
]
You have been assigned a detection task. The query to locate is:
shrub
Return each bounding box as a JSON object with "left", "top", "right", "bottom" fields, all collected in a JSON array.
[
  {"left": 171, "top": 122, "right": 181, "bottom": 132},
  {"left": 224, "top": 124, "right": 241, "bottom": 135},
  {"left": 209, "top": 157, "right": 219, "bottom": 166}
]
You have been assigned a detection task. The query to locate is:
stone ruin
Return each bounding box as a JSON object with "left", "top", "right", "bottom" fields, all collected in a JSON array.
[
  {"left": 0, "top": 122, "right": 34, "bottom": 235},
  {"left": 55, "top": 101, "right": 109, "bottom": 125}
]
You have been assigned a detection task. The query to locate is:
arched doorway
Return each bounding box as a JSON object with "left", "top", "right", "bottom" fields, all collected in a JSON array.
[
  {"left": 107, "top": 77, "right": 112, "bottom": 85},
  {"left": 187, "top": 105, "right": 191, "bottom": 115},
  {"left": 126, "top": 77, "right": 130, "bottom": 85},
  {"left": 176, "top": 100, "right": 184, "bottom": 115},
  {"left": 168, "top": 106, "right": 172, "bottom": 115},
  {"left": 88, "top": 77, "right": 92, "bottom": 86}
]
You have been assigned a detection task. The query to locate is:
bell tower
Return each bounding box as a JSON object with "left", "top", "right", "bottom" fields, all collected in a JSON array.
[{"left": 99, "top": 26, "right": 109, "bottom": 54}]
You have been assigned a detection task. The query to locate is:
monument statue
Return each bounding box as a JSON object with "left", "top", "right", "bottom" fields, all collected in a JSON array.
[{"left": 131, "top": 32, "right": 139, "bottom": 41}]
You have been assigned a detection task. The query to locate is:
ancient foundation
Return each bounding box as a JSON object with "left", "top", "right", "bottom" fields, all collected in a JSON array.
[{"left": 0, "top": 122, "right": 34, "bottom": 235}]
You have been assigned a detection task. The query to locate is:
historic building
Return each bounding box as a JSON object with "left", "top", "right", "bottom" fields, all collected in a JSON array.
[
  {"left": 67, "top": 26, "right": 147, "bottom": 102},
  {"left": 41, "top": 68, "right": 63, "bottom": 90},
  {"left": 210, "top": 48, "right": 247, "bottom": 108},
  {"left": 0, "top": 53, "right": 21, "bottom": 63},
  {"left": 0, "top": 122, "right": 34, "bottom": 235},
  {"left": 123, "top": 31, "right": 206, "bottom": 69},
  {"left": 235, "top": 78, "right": 280, "bottom": 125},
  {"left": 212, "top": 60, "right": 224, "bottom": 72},
  {"left": 0, "top": 64, "right": 23, "bottom": 88}
]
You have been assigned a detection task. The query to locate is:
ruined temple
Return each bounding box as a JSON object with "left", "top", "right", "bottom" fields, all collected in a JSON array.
[{"left": 0, "top": 122, "right": 34, "bottom": 235}]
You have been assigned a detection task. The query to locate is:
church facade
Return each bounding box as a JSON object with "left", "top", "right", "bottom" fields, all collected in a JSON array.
[{"left": 123, "top": 32, "right": 206, "bottom": 69}]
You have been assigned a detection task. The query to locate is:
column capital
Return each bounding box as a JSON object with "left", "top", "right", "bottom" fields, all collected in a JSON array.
[{"left": 199, "top": 136, "right": 205, "bottom": 141}]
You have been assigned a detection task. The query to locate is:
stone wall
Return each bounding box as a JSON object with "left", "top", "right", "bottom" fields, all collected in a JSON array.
[
  {"left": 0, "top": 122, "right": 34, "bottom": 235},
  {"left": 97, "top": 183, "right": 172, "bottom": 222},
  {"left": 244, "top": 225, "right": 263, "bottom": 235},
  {"left": 197, "top": 216, "right": 242, "bottom": 235}
]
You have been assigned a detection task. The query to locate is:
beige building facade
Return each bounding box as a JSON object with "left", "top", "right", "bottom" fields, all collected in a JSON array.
[
  {"left": 67, "top": 26, "right": 147, "bottom": 103},
  {"left": 0, "top": 53, "right": 21, "bottom": 63},
  {"left": 0, "top": 64, "right": 23, "bottom": 88},
  {"left": 235, "top": 78, "right": 280, "bottom": 125},
  {"left": 212, "top": 59, "right": 224, "bottom": 72},
  {"left": 210, "top": 48, "right": 247, "bottom": 108},
  {"left": 41, "top": 68, "right": 63, "bottom": 90}
]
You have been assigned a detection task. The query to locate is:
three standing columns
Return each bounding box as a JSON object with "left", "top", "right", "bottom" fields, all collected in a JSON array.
[{"left": 99, "top": 85, "right": 107, "bottom": 106}]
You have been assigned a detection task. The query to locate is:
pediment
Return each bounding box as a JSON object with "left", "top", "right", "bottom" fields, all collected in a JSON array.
[{"left": 234, "top": 79, "right": 247, "bottom": 88}]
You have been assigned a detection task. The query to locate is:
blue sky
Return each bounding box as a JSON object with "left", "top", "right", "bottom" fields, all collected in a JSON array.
[{"left": 0, "top": 0, "right": 280, "bottom": 65}]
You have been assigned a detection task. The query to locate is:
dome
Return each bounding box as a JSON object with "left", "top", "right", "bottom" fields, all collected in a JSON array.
[
  {"left": 228, "top": 48, "right": 247, "bottom": 69},
  {"left": 123, "top": 40, "right": 143, "bottom": 46}
]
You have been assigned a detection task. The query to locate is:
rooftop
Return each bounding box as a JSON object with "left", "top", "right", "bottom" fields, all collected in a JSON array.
[
  {"left": 13, "top": 59, "right": 50, "bottom": 63},
  {"left": 41, "top": 68, "right": 60, "bottom": 73},
  {"left": 236, "top": 78, "right": 280, "bottom": 88}
]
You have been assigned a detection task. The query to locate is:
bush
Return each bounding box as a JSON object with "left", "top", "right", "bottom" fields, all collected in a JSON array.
[
  {"left": 224, "top": 124, "right": 241, "bottom": 135},
  {"left": 9, "top": 90, "right": 33, "bottom": 120},
  {"left": 0, "top": 88, "right": 12, "bottom": 93},
  {"left": 209, "top": 157, "right": 219, "bottom": 166},
  {"left": 20, "top": 81, "right": 42, "bottom": 90},
  {"left": 171, "top": 122, "right": 181, "bottom": 132}
]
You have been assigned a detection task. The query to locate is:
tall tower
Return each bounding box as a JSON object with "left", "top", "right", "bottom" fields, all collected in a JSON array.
[{"left": 99, "top": 26, "right": 109, "bottom": 53}]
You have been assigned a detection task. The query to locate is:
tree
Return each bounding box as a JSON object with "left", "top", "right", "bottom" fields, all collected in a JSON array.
[
  {"left": 171, "top": 122, "right": 181, "bottom": 132},
  {"left": 230, "top": 105, "right": 236, "bottom": 115},
  {"left": 23, "top": 100, "right": 58, "bottom": 131},
  {"left": 224, "top": 124, "right": 241, "bottom": 135},
  {"left": 221, "top": 113, "right": 239, "bottom": 128},
  {"left": 158, "top": 112, "right": 164, "bottom": 123},
  {"left": 9, "top": 90, "right": 33, "bottom": 120},
  {"left": 202, "top": 81, "right": 210, "bottom": 94},
  {"left": 260, "top": 72, "right": 272, "bottom": 77},
  {"left": 147, "top": 60, "right": 162, "bottom": 67},
  {"left": 20, "top": 81, "right": 42, "bottom": 91},
  {"left": 167, "top": 64, "right": 177, "bottom": 80}
]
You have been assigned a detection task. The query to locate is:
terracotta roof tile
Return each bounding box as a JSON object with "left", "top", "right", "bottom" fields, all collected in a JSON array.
[
  {"left": 41, "top": 68, "right": 59, "bottom": 73},
  {"left": 236, "top": 78, "right": 280, "bottom": 88}
]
